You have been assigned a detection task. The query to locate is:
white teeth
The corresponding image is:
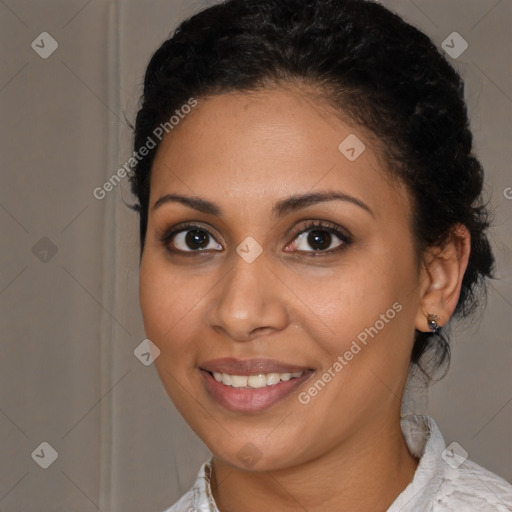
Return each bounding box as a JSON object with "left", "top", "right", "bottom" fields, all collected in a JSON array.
[
  {"left": 266, "top": 373, "right": 281, "bottom": 385},
  {"left": 230, "top": 375, "right": 248, "bottom": 388},
  {"left": 211, "top": 371, "right": 304, "bottom": 388},
  {"left": 247, "top": 374, "right": 267, "bottom": 388}
]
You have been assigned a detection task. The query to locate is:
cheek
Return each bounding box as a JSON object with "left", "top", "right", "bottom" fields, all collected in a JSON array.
[
  {"left": 280, "top": 248, "right": 416, "bottom": 358},
  {"left": 138, "top": 253, "right": 197, "bottom": 350},
  {"left": 138, "top": 254, "right": 204, "bottom": 409},
  {"left": 289, "top": 265, "right": 416, "bottom": 434}
]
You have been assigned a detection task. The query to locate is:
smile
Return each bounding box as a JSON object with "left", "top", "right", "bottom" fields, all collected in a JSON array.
[
  {"left": 211, "top": 371, "right": 304, "bottom": 388},
  {"left": 200, "top": 360, "right": 314, "bottom": 413}
]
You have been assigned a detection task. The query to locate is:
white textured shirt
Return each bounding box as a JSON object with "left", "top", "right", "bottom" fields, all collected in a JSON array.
[{"left": 163, "top": 415, "right": 512, "bottom": 511}]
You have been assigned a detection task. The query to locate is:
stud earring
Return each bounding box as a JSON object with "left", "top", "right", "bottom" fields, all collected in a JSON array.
[{"left": 427, "top": 313, "right": 440, "bottom": 334}]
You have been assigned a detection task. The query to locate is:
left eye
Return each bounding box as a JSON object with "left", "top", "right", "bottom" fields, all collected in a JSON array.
[{"left": 289, "top": 227, "right": 347, "bottom": 253}]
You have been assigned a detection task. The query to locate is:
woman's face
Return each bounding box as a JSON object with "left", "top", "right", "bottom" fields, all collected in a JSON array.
[{"left": 139, "top": 86, "right": 425, "bottom": 471}]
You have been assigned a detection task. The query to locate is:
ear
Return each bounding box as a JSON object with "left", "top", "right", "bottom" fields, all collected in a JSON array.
[{"left": 414, "top": 224, "right": 471, "bottom": 333}]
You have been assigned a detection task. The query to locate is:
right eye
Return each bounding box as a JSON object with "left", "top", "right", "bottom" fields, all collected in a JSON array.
[{"left": 160, "top": 224, "right": 223, "bottom": 254}]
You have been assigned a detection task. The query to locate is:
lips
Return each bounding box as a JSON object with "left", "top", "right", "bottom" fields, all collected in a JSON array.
[
  {"left": 199, "top": 358, "right": 314, "bottom": 413},
  {"left": 200, "top": 357, "right": 311, "bottom": 375}
]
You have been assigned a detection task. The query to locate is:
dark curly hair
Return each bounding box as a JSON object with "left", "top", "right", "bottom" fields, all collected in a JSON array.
[{"left": 129, "top": 0, "right": 495, "bottom": 378}]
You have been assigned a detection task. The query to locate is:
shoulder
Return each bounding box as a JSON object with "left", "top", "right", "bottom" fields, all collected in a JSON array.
[
  {"left": 433, "top": 457, "right": 512, "bottom": 511},
  {"left": 394, "top": 415, "right": 512, "bottom": 512}
]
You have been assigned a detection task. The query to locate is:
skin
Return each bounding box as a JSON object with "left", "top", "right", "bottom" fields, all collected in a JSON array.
[{"left": 138, "top": 85, "right": 470, "bottom": 511}]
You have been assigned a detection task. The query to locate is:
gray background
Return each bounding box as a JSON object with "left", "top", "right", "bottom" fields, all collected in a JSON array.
[{"left": 0, "top": 0, "right": 510, "bottom": 511}]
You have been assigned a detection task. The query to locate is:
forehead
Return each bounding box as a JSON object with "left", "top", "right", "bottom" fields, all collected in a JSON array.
[{"left": 149, "top": 87, "right": 411, "bottom": 220}]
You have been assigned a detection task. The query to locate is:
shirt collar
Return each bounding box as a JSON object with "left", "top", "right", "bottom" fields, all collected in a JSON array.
[{"left": 387, "top": 414, "right": 446, "bottom": 511}]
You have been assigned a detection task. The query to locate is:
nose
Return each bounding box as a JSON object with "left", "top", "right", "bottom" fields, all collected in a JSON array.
[{"left": 207, "top": 250, "right": 289, "bottom": 342}]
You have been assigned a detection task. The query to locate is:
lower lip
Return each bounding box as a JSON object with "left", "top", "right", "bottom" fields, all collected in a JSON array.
[{"left": 200, "top": 369, "right": 313, "bottom": 413}]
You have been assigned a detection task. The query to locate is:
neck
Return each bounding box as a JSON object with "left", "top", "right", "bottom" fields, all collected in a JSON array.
[{"left": 211, "top": 414, "right": 419, "bottom": 512}]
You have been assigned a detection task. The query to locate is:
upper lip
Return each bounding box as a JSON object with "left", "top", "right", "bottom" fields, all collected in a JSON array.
[{"left": 200, "top": 358, "right": 312, "bottom": 375}]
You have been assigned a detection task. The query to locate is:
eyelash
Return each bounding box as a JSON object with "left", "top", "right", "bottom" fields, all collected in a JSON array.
[{"left": 158, "top": 220, "right": 352, "bottom": 258}]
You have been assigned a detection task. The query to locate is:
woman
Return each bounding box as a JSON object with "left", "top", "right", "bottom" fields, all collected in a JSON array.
[{"left": 129, "top": 0, "right": 512, "bottom": 510}]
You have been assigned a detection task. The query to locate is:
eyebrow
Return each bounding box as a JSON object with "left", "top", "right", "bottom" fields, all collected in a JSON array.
[{"left": 152, "top": 190, "right": 374, "bottom": 218}]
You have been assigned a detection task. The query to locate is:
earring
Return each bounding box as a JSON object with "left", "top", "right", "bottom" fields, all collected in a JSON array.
[{"left": 427, "top": 313, "right": 440, "bottom": 334}]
